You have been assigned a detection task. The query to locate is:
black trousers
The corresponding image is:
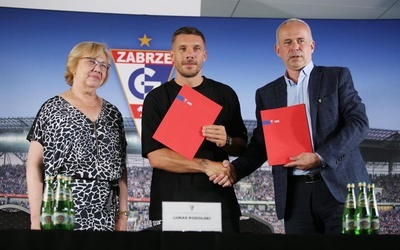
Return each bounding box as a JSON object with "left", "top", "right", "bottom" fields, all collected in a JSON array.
[{"left": 284, "top": 176, "right": 343, "bottom": 234}]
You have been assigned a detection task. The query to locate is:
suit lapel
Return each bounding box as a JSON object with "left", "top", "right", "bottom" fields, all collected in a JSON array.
[
  {"left": 275, "top": 77, "right": 287, "bottom": 107},
  {"left": 308, "top": 66, "right": 322, "bottom": 138}
]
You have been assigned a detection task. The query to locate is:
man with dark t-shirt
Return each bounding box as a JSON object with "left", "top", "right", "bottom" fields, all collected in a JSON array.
[{"left": 141, "top": 26, "right": 248, "bottom": 233}]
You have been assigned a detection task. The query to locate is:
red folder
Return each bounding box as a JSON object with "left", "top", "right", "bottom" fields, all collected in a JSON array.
[
  {"left": 260, "top": 103, "right": 312, "bottom": 165},
  {"left": 153, "top": 85, "right": 222, "bottom": 160}
]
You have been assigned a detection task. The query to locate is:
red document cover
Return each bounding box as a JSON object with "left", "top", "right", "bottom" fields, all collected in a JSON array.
[
  {"left": 153, "top": 85, "right": 222, "bottom": 160},
  {"left": 260, "top": 103, "right": 312, "bottom": 165}
]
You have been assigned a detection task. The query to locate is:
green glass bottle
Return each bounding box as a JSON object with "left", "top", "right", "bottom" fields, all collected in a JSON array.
[
  {"left": 342, "top": 183, "right": 356, "bottom": 234},
  {"left": 40, "top": 175, "right": 54, "bottom": 230},
  {"left": 368, "top": 183, "right": 380, "bottom": 235},
  {"left": 355, "top": 182, "right": 370, "bottom": 235},
  {"left": 65, "top": 176, "right": 75, "bottom": 230},
  {"left": 52, "top": 174, "right": 69, "bottom": 230}
]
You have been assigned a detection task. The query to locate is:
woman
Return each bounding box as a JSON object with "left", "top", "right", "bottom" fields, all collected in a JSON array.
[{"left": 26, "top": 41, "right": 128, "bottom": 231}]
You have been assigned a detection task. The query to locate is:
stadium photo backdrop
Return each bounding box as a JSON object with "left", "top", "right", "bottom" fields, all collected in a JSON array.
[
  {"left": 1, "top": 7, "right": 400, "bottom": 131},
  {"left": 1, "top": 7, "right": 400, "bottom": 234}
]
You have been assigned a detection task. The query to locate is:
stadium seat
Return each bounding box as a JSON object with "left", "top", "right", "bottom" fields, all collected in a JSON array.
[
  {"left": 0, "top": 204, "right": 31, "bottom": 230},
  {"left": 239, "top": 213, "right": 274, "bottom": 234}
]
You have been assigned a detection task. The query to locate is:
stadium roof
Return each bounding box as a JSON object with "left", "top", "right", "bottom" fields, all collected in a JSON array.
[
  {"left": 0, "top": 117, "right": 35, "bottom": 132},
  {"left": 0, "top": 117, "right": 138, "bottom": 133}
]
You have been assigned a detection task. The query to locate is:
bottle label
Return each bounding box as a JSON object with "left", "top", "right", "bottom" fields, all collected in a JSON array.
[
  {"left": 356, "top": 218, "right": 371, "bottom": 230},
  {"left": 53, "top": 212, "right": 68, "bottom": 225},
  {"left": 344, "top": 218, "right": 355, "bottom": 230},
  {"left": 69, "top": 214, "right": 75, "bottom": 224},
  {"left": 371, "top": 218, "right": 380, "bottom": 230},
  {"left": 43, "top": 196, "right": 53, "bottom": 202},
  {"left": 40, "top": 213, "right": 53, "bottom": 225},
  {"left": 55, "top": 190, "right": 65, "bottom": 200},
  {"left": 345, "top": 200, "right": 355, "bottom": 208},
  {"left": 358, "top": 197, "right": 366, "bottom": 207}
]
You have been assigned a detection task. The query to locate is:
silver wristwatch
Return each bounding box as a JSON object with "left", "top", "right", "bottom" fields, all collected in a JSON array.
[{"left": 226, "top": 135, "right": 233, "bottom": 146}]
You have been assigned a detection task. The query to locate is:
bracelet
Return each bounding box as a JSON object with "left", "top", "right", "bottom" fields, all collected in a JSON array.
[{"left": 118, "top": 211, "right": 130, "bottom": 216}]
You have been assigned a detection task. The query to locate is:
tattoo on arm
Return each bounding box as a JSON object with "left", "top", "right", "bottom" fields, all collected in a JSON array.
[{"left": 199, "top": 158, "right": 208, "bottom": 170}]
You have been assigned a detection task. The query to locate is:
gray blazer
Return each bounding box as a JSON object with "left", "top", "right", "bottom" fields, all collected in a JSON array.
[{"left": 233, "top": 65, "right": 370, "bottom": 220}]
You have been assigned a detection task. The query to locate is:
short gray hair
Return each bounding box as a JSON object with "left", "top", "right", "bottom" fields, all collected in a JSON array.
[{"left": 275, "top": 18, "right": 313, "bottom": 45}]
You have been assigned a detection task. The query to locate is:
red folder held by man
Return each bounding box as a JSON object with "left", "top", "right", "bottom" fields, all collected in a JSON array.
[
  {"left": 260, "top": 103, "right": 312, "bottom": 165},
  {"left": 153, "top": 85, "right": 222, "bottom": 160}
]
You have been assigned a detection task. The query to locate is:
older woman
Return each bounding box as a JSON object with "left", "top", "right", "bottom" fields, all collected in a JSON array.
[{"left": 26, "top": 41, "right": 128, "bottom": 231}]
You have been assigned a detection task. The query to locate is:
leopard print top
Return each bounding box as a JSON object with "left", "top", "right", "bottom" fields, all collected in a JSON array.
[{"left": 27, "top": 96, "right": 127, "bottom": 231}]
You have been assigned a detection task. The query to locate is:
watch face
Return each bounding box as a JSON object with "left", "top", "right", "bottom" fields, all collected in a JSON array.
[{"left": 227, "top": 135, "right": 232, "bottom": 146}]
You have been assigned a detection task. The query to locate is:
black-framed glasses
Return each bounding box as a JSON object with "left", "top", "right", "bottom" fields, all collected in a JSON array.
[{"left": 81, "top": 57, "right": 111, "bottom": 71}]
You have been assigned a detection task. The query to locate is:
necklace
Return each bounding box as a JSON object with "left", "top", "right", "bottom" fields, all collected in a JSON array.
[{"left": 69, "top": 88, "right": 100, "bottom": 108}]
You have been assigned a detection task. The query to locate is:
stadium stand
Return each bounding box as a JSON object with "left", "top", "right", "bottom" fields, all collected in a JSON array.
[{"left": 1, "top": 117, "right": 399, "bottom": 234}]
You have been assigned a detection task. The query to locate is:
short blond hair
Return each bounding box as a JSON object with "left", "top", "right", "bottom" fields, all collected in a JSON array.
[{"left": 64, "top": 41, "right": 112, "bottom": 86}]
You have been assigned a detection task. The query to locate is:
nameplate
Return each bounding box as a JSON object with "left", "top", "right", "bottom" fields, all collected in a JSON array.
[{"left": 162, "top": 201, "right": 222, "bottom": 232}]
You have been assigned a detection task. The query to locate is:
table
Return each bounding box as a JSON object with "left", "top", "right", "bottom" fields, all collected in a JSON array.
[{"left": 1, "top": 230, "right": 399, "bottom": 250}]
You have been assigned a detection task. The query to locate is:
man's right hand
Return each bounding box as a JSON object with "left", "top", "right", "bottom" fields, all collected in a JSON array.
[{"left": 208, "top": 160, "right": 236, "bottom": 187}]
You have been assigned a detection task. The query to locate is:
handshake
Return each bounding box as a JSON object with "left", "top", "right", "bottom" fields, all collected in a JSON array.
[{"left": 202, "top": 159, "right": 236, "bottom": 187}]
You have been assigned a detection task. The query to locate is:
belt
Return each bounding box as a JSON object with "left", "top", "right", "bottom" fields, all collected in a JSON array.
[
  {"left": 290, "top": 171, "right": 322, "bottom": 184},
  {"left": 106, "top": 179, "right": 119, "bottom": 211}
]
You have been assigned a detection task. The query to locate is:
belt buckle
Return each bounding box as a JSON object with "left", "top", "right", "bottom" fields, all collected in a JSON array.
[{"left": 304, "top": 172, "right": 321, "bottom": 184}]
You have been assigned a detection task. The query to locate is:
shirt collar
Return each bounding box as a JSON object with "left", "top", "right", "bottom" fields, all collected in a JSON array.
[{"left": 284, "top": 61, "right": 314, "bottom": 86}]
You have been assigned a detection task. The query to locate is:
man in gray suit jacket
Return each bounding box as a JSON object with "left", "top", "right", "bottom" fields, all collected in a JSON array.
[{"left": 213, "top": 18, "right": 370, "bottom": 234}]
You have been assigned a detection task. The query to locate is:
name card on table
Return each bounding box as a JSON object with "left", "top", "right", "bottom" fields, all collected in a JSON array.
[{"left": 162, "top": 201, "right": 222, "bottom": 232}]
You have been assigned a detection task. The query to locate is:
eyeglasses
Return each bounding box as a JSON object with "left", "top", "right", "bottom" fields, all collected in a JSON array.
[{"left": 81, "top": 57, "right": 111, "bottom": 71}]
